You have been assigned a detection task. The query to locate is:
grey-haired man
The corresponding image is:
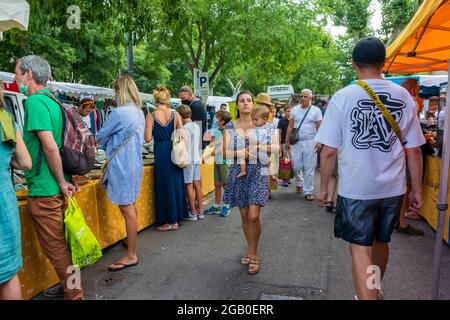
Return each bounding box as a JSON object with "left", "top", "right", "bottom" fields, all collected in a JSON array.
[{"left": 14, "top": 55, "right": 83, "bottom": 300}]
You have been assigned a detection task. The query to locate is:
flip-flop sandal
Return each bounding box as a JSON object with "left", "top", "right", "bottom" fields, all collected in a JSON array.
[
  {"left": 325, "top": 201, "right": 334, "bottom": 212},
  {"left": 248, "top": 257, "right": 260, "bottom": 275},
  {"left": 406, "top": 212, "right": 422, "bottom": 220},
  {"left": 241, "top": 255, "right": 251, "bottom": 265},
  {"left": 354, "top": 289, "right": 383, "bottom": 300},
  {"left": 305, "top": 194, "right": 314, "bottom": 201},
  {"left": 108, "top": 261, "right": 138, "bottom": 272},
  {"left": 156, "top": 224, "right": 179, "bottom": 232}
]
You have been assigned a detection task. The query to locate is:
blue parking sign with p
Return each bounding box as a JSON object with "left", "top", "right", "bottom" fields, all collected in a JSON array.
[{"left": 200, "top": 76, "right": 207, "bottom": 86}]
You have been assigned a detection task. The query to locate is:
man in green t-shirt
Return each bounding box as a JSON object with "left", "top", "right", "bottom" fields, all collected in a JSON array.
[{"left": 15, "top": 55, "right": 83, "bottom": 300}]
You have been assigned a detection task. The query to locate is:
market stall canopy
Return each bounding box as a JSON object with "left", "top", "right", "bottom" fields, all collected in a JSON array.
[
  {"left": 0, "top": 0, "right": 30, "bottom": 32},
  {"left": 47, "top": 81, "right": 115, "bottom": 100},
  {"left": 377, "top": 75, "right": 448, "bottom": 98},
  {"left": 384, "top": 75, "right": 447, "bottom": 86},
  {"left": 47, "top": 82, "right": 154, "bottom": 101},
  {"left": 383, "top": 0, "right": 450, "bottom": 300},
  {"left": 384, "top": 0, "right": 450, "bottom": 74},
  {"left": 1, "top": 71, "right": 153, "bottom": 101}
]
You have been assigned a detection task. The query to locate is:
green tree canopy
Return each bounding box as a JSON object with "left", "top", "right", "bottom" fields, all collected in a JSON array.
[{"left": 0, "top": 0, "right": 357, "bottom": 97}]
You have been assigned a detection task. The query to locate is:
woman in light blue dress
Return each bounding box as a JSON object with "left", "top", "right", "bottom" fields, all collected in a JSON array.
[
  {"left": 97, "top": 76, "right": 145, "bottom": 272},
  {"left": 0, "top": 87, "right": 32, "bottom": 300}
]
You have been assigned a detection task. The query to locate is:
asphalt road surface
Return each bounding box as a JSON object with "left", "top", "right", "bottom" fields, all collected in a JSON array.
[{"left": 36, "top": 172, "right": 450, "bottom": 300}]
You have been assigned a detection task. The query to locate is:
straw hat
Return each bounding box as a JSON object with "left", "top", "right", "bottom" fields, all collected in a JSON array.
[{"left": 255, "top": 92, "right": 273, "bottom": 107}]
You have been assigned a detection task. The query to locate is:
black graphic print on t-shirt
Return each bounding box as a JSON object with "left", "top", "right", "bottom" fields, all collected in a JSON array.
[{"left": 350, "top": 92, "right": 406, "bottom": 152}]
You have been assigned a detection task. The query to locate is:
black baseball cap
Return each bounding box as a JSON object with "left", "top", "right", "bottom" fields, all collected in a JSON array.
[{"left": 352, "top": 37, "right": 386, "bottom": 64}]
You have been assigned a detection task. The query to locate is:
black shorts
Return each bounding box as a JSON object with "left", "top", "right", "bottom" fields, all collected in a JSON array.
[{"left": 334, "top": 195, "right": 404, "bottom": 246}]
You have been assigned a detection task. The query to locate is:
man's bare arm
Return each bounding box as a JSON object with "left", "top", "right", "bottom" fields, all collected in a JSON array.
[{"left": 36, "top": 130, "right": 75, "bottom": 196}]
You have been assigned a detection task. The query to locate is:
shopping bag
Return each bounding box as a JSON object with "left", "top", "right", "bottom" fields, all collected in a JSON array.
[
  {"left": 172, "top": 130, "right": 189, "bottom": 168},
  {"left": 278, "top": 158, "right": 294, "bottom": 179},
  {"left": 64, "top": 197, "right": 102, "bottom": 268}
]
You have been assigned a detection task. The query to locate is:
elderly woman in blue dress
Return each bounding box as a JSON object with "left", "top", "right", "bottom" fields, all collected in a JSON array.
[
  {"left": 0, "top": 86, "right": 32, "bottom": 299},
  {"left": 97, "top": 76, "right": 145, "bottom": 272},
  {"left": 223, "top": 91, "right": 278, "bottom": 275}
]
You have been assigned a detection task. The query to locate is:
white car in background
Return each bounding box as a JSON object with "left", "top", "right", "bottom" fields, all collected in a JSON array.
[
  {"left": 205, "top": 96, "right": 232, "bottom": 112},
  {"left": 267, "top": 85, "right": 294, "bottom": 102}
]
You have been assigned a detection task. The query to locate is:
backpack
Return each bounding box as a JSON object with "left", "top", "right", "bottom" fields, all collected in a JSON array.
[{"left": 35, "top": 92, "right": 96, "bottom": 176}]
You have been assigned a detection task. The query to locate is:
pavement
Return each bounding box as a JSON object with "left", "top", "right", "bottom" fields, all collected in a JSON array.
[{"left": 36, "top": 171, "right": 450, "bottom": 300}]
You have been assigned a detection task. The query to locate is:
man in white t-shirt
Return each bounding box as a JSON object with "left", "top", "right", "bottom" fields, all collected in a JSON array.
[
  {"left": 285, "top": 89, "right": 322, "bottom": 200},
  {"left": 315, "top": 37, "right": 425, "bottom": 300}
]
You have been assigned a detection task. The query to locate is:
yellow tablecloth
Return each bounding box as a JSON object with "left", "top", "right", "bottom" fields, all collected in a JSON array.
[
  {"left": 17, "top": 163, "right": 214, "bottom": 299},
  {"left": 420, "top": 156, "right": 450, "bottom": 244}
]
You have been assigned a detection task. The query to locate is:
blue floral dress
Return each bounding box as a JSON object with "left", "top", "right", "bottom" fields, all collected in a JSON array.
[
  {"left": 0, "top": 125, "right": 22, "bottom": 284},
  {"left": 223, "top": 122, "right": 270, "bottom": 208}
]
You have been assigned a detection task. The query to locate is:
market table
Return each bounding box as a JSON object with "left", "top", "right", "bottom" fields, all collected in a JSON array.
[
  {"left": 17, "top": 163, "right": 215, "bottom": 299},
  {"left": 420, "top": 155, "right": 450, "bottom": 244}
]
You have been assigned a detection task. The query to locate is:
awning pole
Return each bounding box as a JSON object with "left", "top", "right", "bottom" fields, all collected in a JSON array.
[{"left": 431, "top": 58, "right": 450, "bottom": 300}]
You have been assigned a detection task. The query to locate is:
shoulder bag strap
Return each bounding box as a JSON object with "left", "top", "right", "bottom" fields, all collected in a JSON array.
[
  {"left": 356, "top": 80, "right": 405, "bottom": 146},
  {"left": 171, "top": 110, "right": 178, "bottom": 130},
  {"left": 296, "top": 106, "right": 311, "bottom": 131},
  {"left": 7, "top": 113, "right": 16, "bottom": 185},
  {"left": 102, "top": 111, "right": 140, "bottom": 172}
]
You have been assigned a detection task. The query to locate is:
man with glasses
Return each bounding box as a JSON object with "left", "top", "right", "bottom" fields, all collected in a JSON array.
[
  {"left": 179, "top": 85, "right": 208, "bottom": 149},
  {"left": 285, "top": 89, "right": 322, "bottom": 201}
]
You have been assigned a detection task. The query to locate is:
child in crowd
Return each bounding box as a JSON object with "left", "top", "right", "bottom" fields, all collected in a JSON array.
[
  {"left": 236, "top": 105, "right": 273, "bottom": 178},
  {"left": 203, "top": 110, "right": 232, "bottom": 217},
  {"left": 176, "top": 105, "right": 204, "bottom": 221},
  {"left": 277, "top": 104, "right": 292, "bottom": 187}
]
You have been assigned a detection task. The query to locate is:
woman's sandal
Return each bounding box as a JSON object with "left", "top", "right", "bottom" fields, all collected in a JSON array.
[
  {"left": 406, "top": 212, "right": 422, "bottom": 220},
  {"left": 325, "top": 201, "right": 334, "bottom": 212},
  {"left": 248, "top": 257, "right": 260, "bottom": 275},
  {"left": 156, "top": 223, "right": 179, "bottom": 232},
  {"left": 241, "top": 255, "right": 251, "bottom": 265}
]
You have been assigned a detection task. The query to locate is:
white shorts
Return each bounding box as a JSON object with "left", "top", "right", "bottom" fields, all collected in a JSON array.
[{"left": 184, "top": 164, "right": 201, "bottom": 184}]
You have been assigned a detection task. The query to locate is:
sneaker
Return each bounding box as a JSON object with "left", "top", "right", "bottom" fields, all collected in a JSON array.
[
  {"left": 396, "top": 224, "right": 424, "bottom": 236},
  {"left": 204, "top": 206, "right": 221, "bottom": 215},
  {"left": 184, "top": 212, "right": 198, "bottom": 221},
  {"left": 42, "top": 284, "right": 64, "bottom": 298},
  {"left": 197, "top": 213, "right": 205, "bottom": 220},
  {"left": 220, "top": 206, "right": 230, "bottom": 217},
  {"left": 281, "top": 181, "right": 289, "bottom": 187}
]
